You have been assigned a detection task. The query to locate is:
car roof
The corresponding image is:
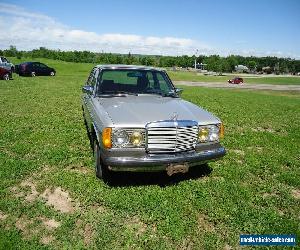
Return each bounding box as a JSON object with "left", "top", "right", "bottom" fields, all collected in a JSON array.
[
  {"left": 20, "top": 62, "right": 41, "bottom": 64},
  {"left": 95, "top": 64, "right": 164, "bottom": 71}
]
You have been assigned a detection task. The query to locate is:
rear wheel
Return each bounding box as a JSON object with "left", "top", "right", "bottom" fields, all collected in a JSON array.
[
  {"left": 94, "top": 139, "right": 110, "bottom": 181},
  {"left": 31, "top": 72, "right": 36, "bottom": 77},
  {"left": 3, "top": 73, "right": 9, "bottom": 80}
]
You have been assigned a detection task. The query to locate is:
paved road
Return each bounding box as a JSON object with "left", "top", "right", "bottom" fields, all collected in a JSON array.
[{"left": 174, "top": 81, "right": 300, "bottom": 91}]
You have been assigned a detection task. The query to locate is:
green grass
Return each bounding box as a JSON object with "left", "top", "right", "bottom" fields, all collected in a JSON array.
[
  {"left": 8, "top": 57, "right": 300, "bottom": 85},
  {"left": 168, "top": 71, "right": 300, "bottom": 85},
  {"left": 1, "top": 59, "right": 300, "bottom": 249}
]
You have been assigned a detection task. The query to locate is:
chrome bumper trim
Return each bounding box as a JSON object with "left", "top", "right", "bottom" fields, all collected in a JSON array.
[{"left": 103, "top": 147, "right": 226, "bottom": 172}]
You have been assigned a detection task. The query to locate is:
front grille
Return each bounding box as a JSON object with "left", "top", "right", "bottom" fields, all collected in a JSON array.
[{"left": 146, "top": 120, "right": 198, "bottom": 153}]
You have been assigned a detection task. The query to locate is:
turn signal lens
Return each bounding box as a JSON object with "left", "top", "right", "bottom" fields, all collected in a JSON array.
[
  {"left": 102, "top": 127, "right": 112, "bottom": 149},
  {"left": 219, "top": 123, "right": 224, "bottom": 139}
]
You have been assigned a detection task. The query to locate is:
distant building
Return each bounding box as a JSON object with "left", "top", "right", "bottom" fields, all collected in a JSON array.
[
  {"left": 235, "top": 65, "right": 249, "bottom": 73},
  {"left": 196, "top": 63, "right": 207, "bottom": 70},
  {"left": 262, "top": 66, "right": 273, "bottom": 74}
]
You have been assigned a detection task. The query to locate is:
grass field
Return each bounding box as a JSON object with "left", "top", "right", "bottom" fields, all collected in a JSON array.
[
  {"left": 0, "top": 59, "right": 300, "bottom": 249},
  {"left": 7, "top": 57, "right": 300, "bottom": 85},
  {"left": 168, "top": 71, "right": 300, "bottom": 85}
]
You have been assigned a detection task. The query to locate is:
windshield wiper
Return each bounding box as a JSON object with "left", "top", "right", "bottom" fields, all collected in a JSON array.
[
  {"left": 142, "top": 89, "right": 164, "bottom": 96},
  {"left": 98, "top": 91, "right": 138, "bottom": 96},
  {"left": 162, "top": 92, "right": 178, "bottom": 98},
  {"left": 142, "top": 89, "right": 177, "bottom": 98}
]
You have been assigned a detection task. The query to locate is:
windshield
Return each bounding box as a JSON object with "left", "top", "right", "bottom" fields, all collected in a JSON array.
[{"left": 97, "top": 69, "right": 175, "bottom": 96}]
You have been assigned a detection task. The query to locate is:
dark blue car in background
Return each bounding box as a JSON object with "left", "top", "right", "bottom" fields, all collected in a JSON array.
[{"left": 16, "top": 62, "right": 56, "bottom": 77}]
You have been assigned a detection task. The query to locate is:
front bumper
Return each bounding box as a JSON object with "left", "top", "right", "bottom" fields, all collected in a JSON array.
[{"left": 102, "top": 146, "right": 226, "bottom": 172}]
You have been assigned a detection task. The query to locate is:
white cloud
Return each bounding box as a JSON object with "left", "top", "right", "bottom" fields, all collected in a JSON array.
[{"left": 0, "top": 3, "right": 212, "bottom": 56}]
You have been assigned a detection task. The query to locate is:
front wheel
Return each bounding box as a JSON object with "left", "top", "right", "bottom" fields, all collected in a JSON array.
[
  {"left": 94, "top": 140, "right": 110, "bottom": 181},
  {"left": 50, "top": 71, "right": 55, "bottom": 76},
  {"left": 3, "top": 73, "right": 10, "bottom": 80}
]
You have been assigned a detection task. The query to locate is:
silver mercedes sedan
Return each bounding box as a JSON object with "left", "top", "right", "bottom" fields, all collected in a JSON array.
[{"left": 82, "top": 65, "right": 226, "bottom": 179}]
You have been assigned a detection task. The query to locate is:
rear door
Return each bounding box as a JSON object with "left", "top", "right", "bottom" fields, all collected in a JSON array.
[{"left": 31, "top": 63, "right": 41, "bottom": 75}]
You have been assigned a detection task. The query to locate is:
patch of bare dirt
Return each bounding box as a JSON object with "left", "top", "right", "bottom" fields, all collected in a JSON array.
[
  {"left": 20, "top": 180, "right": 39, "bottom": 202},
  {"left": 200, "top": 176, "right": 224, "bottom": 183},
  {"left": 90, "top": 204, "right": 108, "bottom": 214},
  {"left": 41, "top": 187, "right": 75, "bottom": 213},
  {"left": 40, "top": 217, "right": 61, "bottom": 230},
  {"left": 40, "top": 235, "right": 55, "bottom": 245},
  {"left": 231, "top": 149, "right": 245, "bottom": 156},
  {"left": 10, "top": 186, "right": 25, "bottom": 198},
  {"left": 83, "top": 223, "right": 94, "bottom": 246},
  {"left": 75, "top": 219, "right": 95, "bottom": 246},
  {"left": 247, "top": 146, "right": 263, "bottom": 152},
  {"left": 291, "top": 189, "right": 300, "bottom": 199},
  {"left": 0, "top": 211, "right": 8, "bottom": 220},
  {"left": 197, "top": 214, "right": 215, "bottom": 232},
  {"left": 179, "top": 237, "right": 194, "bottom": 250},
  {"left": 211, "top": 176, "right": 225, "bottom": 182},
  {"left": 15, "top": 216, "right": 36, "bottom": 238},
  {"left": 223, "top": 244, "right": 233, "bottom": 250},
  {"left": 68, "top": 164, "right": 92, "bottom": 174},
  {"left": 125, "top": 216, "right": 147, "bottom": 237},
  {"left": 251, "top": 127, "right": 275, "bottom": 133},
  {"left": 262, "top": 192, "right": 279, "bottom": 199}
]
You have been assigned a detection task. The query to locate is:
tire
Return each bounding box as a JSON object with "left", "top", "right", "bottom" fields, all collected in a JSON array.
[
  {"left": 3, "top": 73, "right": 9, "bottom": 80},
  {"left": 94, "top": 139, "right": 110, "bottom": 181},
  {"left": 50, "top": 71, "right": 55, "bottom": 76},
  {"left": 31, "top": 72, "right": 36, "bottom": 77}
]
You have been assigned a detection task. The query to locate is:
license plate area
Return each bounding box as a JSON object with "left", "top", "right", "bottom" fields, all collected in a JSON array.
[{"left": 166, "top": 163, "right": 189, "bottom": 176}]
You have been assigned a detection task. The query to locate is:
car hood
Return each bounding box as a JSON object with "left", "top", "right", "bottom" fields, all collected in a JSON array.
[{"left": 95, "top": 95, "right": 220, "bottom": 127}]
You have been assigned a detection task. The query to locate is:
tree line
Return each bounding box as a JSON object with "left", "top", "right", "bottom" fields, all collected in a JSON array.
[{"left": 2, "top": 46, "right": 300, "bottom": 74}]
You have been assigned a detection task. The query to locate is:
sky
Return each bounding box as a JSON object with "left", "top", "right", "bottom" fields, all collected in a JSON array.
[{"left": 0, "top": 0, "right": 299, "bottom": 58}]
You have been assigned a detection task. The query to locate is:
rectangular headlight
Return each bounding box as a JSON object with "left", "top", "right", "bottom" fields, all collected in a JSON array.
[
  {"left": 111, "top": 128, "right": 145, "bottom": 148},
  {"left": 198, "top": 125, "right": 220, "bottom": 143}
]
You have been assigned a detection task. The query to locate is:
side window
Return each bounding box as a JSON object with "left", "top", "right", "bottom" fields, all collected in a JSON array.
[
  {"left": 86, "top": 68, "right": 99, "bottom": 86},
  {"left": 87, "top": 69, "right": 95, "bottom": 86},
  {"left": 39, "top": 63, "right": 47, "bottom": 68},
  {"left": 91, "top": 69, "right": 98, "bottom": 86}
]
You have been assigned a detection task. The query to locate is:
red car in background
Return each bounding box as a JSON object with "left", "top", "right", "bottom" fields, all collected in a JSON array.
[
  {"left": 228, "top": 77, "right": 243, "bottom": 84},
  {"left": 0, "top": 67, "right": 11, "bottom": 80}
]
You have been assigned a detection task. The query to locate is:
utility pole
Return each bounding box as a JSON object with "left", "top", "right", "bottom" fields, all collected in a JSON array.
[{"left": 194, "top": 49, "right": 198, "bottom": 69}]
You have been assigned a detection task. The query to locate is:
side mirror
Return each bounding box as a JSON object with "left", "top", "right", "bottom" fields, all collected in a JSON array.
[
  {"left": 175, "top": 88, "right": 183, "bottom": 96},
  {"left": 82, "top": 85, "right": 94, "bottom": 95}
]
